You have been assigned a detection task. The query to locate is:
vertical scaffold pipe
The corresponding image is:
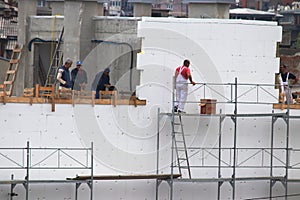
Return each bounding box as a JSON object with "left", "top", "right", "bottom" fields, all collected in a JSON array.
[{"left": 26, "top": 141, "right": 30, "bottom": 200}]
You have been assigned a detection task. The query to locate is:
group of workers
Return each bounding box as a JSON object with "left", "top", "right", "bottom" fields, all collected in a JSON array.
[
  {"left": 56, "top": 58, "right": 114, "bottom": 99},
  {"left": 56, "top": 57, "right": 298, "bottom": 110},
  {"left": 173, "top": 60, "right": 300, "bottom": 113},
  {"left": 56, "top": 58, "right": 196, "bottom": 111}
]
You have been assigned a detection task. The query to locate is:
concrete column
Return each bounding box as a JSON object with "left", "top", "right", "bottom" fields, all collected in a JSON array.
[
  {"left": 64, "top": 0, "right": 99, "bottom": 63},
  {"left": 183, "top": 0, "right": 235, "bottom": 19},
  {"left": 48, "top": 0, "right": 65, "bottom": 15},
  {"left": 128, "top": 0, "right": 153, "bottom": 17},
  {"left": 97, "top": 0, "right": 107, "bottom": 16},
  {"left": 188, "top": 3, "right": 230, "bottom": 18},
  {"left": 133, "top": 3, "right": 152, "bottom": 17},
  {"left": 97, "top": 3, "right": 104, "bottom": 16},
  {"left": 17, "top": 0, "right": 37, "bottom": 95}
]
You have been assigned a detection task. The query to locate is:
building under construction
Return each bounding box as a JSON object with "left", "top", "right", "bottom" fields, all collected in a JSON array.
[{"left": 1, "top": 0, "right": 300, "bottom": 200}]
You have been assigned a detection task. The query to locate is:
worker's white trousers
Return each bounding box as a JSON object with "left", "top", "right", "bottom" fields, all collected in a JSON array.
[
  {"left": 175, "top": 83, "right": 188, "bottom": 111},
  {"left": 284, "top": 85, "right": 292, "bottom": 104}
]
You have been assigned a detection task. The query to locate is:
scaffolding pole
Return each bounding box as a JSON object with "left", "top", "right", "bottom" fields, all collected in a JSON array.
[{"left": 157, "top": 79, "right": 300, "bottom": 200}]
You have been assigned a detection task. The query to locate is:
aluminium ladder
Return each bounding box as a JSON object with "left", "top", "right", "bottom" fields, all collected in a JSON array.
[
  {"left": 45, "top": 27, "right": 64, "bottom": 87},
  {"left": 172, "top": 114, "right": 191, "bottom": 178}
]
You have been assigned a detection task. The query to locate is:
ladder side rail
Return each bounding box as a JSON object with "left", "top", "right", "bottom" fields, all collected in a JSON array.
[
  {"left": 178, "top": 115, "right": 192, "bottom": 178},
  {"left": 173, "top": 123, "right": 183, "bottom": 176},
  {"left": 45, "top": 27, "right": 64, "bottom": 86}
]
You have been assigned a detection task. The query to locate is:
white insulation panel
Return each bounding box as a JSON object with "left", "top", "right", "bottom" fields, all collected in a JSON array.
[{"left": 1, "top": 17, "right": 300, "bottom": 200}]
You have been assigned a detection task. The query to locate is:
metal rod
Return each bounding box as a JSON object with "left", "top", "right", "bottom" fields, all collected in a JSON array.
[
  {"left": 285, "top": 110, "right": 290, "bottom": 200},
  {"left": 26, "top": 141, "right": 29, "bottom": 200},
  {"left": 257, "top": 85, "right": 259, "bottom": 103},
  {"left": 156, "top": 108, "right": 160, "bottom": 200},
  {"left": 10, "top": 174, "right": 15, "bottom": 200},
  {"left": 269, "top": 110, "right": 275, "bottom": 199},
  {"left": 90, "top": 142, "right": 94, "bottom": 200},
  {"left": 58, "top": 149, "right": 60, "bottom": 168},
  {"left": 218, "top": 109, "right": 223, "bottom": 200},
  {"left": 232, "top": 77, "right": 238, "bottom": 200},
  {"left": 75, "top": 183, "right": 79, "bottom": 200},
  {"left": 170, "top": 76, "right": 176, "bottom": 200},
  {"left": 203, "top": 83, "right": 206, "bottom": 99}
]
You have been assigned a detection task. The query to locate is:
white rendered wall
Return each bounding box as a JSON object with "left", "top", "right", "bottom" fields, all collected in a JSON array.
[
  {"left": 136, "top": 17, "right": 282, "bottom": 114},
  {"left": 2, "top": 18, "right": 300, "bottom": 200}
]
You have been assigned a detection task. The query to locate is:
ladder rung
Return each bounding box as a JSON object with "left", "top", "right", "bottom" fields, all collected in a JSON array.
[
  {"left": 175, "top": 141, "right": 184, "bottom": 143},
  {"left": 13, "top": 49, "right": 22, "bottom": 53},
  {"left": 178, "top": 158, "right": 187, "bottom": 161},
  {"left": 6, "top": 70, "right": 16, "bottom": 74},
  {"left": 4, "top": 81, "right": 13, "bottom": 85},
  {"left": 10, "top": 59, "right": 19, "bottom": 64}
]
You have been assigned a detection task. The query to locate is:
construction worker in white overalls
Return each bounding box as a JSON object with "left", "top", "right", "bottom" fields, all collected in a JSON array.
[
  {"left": 278, "top": 64, "right": 298, "bottom": 104},
  {"left": 174, "top": 59, "right": 196, "bottom": 113}
]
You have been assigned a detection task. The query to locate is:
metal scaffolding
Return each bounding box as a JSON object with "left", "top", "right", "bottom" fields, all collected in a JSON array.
[
  {"left": 157, "top": 78, "right": 300, "bottom": 200},
  {"left": 0, "top": 141, "right": 94, "bottom": 200}
]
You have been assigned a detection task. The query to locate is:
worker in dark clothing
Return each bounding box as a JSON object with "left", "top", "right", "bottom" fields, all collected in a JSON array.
[
  {"left": 91, "top": 67, "right": 114, "bottom": 99},
  {"left": 57, "top": 58, "right": 73, "bottom": 89},
  {"left": 71, "top": 60, "right": 88, "bottom": 91}
]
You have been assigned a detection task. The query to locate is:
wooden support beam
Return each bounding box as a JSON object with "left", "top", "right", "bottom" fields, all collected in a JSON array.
[
  {"left": 68, "top": 174, "right": 182, "bottom": 181},
  {"left": 92, "top": 91, "right": 95, "bottom": 107},
  {"left": 0, "top": 84, "right": 6, "bottom": 105},
  {"left": 100, "top": 90, "right": 117, "bottom": 107},
  {"left": 35, "top": 84, "right": 56, "bottom": 112},
  {"left": 273, "top": 103, "right": 300, "bottom": 110},
  {"left": 0, "top": 96, "right": 146, "bottom": 106}
]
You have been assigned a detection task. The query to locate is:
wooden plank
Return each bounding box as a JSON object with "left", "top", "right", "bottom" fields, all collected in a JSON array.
[
  {"left": 23, "top": 88, "right": 34, "bottom": 97},
  {"left": 9, "top": 59, "right": 19, "bottom": 64},
  {"left": 12, "top": 49, "right": 22, "bottom": 53},
  {"left": 0, "top": 84, "right": 6, "bottom": 105},
  {"left": 6, "top": 70, "right": 16, "bottom": 74},
  {"left": 100, "top": 90, "right": 118, "bottom": 107},
  {"left": 273, "top": 103, "right": 300, "bottom": 110},
  {"left": 0, "top": 96, "right": 146, "bottom": 106},
  {"left": 4, "top": 81, "right": 13, "bottom": 85},
  {"left": 68, "top": 174, "right": 182, "bottom": 181}
]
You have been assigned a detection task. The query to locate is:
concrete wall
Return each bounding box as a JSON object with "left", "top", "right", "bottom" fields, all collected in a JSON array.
[
  {"left": 63, "top": 0, "right": 99, "bottom": 63},
  {"left": 49, "top": 0, "right": 64, "bottom": 15},
  {"left": 2, "top": 17, "right": 296, "bottom": 200},
  {"left": 28, "top": 16, "right": 64, "bottom": 86},
  {"left": 29, "top": 16, "right": 64, "bottom": 39},
  {"left": 17, "top": 0, "right": 37, "bottom": 95},
  {"left": 133, "top": 3, "right": 152, "bottom": 17},
  {"left": 27, "top": 15, "right": 141, "bottom": 93},
  {"left": 188, "top": 3, "right": 231, "bottom": 18},
  {"left": 0, "top": 58, "right": 10, "bottom": 83},
  {"left": 137, "top": 17, "right": 282, "bottom": 114},
  {"left": 90, "top": 17, "right": 141, "bottom": 93}
]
